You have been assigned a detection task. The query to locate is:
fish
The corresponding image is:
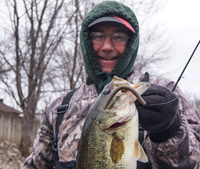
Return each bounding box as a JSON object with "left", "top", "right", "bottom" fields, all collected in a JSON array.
[{"left": 76, "top": 76, "right": 151, "bottom": 169}]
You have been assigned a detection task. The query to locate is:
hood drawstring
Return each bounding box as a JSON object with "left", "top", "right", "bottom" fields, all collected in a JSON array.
[{"left": 96, "top": 71, "right": 113, "bottom": 93}]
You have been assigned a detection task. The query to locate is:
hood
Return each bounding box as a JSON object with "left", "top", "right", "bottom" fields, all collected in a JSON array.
[{"left": 80, "top": 1, "right": 139, "bottom": 93}]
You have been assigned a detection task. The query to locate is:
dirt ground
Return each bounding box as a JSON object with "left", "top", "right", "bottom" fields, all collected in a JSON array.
[{"left": 0, "top": 141, "right": 25, "bottom": 169}]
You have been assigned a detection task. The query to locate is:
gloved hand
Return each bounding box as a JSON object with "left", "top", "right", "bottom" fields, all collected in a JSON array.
[{"left": 135, "top": 84, "right": 181, "bottom": 142}]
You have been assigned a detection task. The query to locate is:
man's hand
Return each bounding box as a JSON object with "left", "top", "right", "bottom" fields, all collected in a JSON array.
[{"left": 135, "top": 84, "right": 181, "bottom": 142}]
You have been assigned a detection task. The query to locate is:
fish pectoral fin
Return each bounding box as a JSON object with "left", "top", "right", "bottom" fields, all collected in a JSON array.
[
  {"left": 133, "top": 140, "right": 141, "bottom": 159},
  {"left": 133, "top": 140, "right": 148, "bottom": 163}
]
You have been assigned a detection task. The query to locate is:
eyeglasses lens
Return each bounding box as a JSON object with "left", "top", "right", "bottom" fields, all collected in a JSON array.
[{"left": 90, "top": 32, "right": 129, "bottom": 45}]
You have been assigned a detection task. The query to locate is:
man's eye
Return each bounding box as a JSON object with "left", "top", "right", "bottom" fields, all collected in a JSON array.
[
  {"left": 113, "top": 35, "right": 123, "bottom": 40},
  {"left": 112, "top": 33, "right": 128, "bottom": 42},
  {"left": 112, "top": 35, "right": 125, "bottom": 42},
  {"left": 93, "top": 35, "right": 103, "bottom": 39},
  {"left": 92, "top": 35, "right": 104, "bottom": 40}
]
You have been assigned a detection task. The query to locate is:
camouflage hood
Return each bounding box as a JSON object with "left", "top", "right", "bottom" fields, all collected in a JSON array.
[{"left": 80, "top": 1, "right": 139, "bottom": 93}]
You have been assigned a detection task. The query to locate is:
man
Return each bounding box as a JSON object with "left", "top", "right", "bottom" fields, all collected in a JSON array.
[{"left": 24, "top": 1, "right": 200, "bottom": 169}]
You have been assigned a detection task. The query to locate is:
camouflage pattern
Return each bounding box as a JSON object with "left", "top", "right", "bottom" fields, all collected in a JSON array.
[{"left": 24, "top": 71, "right": 200, "bottom": 169}]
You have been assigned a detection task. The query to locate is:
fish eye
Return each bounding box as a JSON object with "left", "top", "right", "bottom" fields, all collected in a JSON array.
[
  {"left": 121, "top": 88, "right": 126, "bottom": 93},
  {"left": 103, "top": 89, "right": 110, "bottom": 95}
]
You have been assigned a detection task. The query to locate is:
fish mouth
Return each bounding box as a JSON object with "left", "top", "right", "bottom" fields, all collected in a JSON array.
[
  {"left": 103, "top": 109, "right": 134, "bottom": 131},
  {"left": 101, "top": 102, "right": 135, "bottom": 131},
  {"left": 106, "top": 121, "right": 128, "bottom": 130}
]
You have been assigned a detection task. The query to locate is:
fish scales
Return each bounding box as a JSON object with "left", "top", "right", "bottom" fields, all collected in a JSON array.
[{"left": 76, "top": 76, "right": 150, "bottom": 169}]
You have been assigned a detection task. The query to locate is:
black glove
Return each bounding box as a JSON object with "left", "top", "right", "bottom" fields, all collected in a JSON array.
[{"left": 135, "top": 84, "right": 181, "bottom": 142}]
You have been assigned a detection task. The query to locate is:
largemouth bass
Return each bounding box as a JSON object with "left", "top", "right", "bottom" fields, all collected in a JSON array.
[{"left": 76, "top": 76, "right": 151, "bottom": 169}]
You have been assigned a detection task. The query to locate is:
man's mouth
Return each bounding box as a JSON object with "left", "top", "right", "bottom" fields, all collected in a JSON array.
[{"left": 98, "top": 56, "right": 118, "bottom": 60}]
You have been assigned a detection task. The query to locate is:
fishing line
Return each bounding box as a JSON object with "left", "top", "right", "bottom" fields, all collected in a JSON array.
[{"left": 136, "top": 97, "right": 178, "bottom": 108}]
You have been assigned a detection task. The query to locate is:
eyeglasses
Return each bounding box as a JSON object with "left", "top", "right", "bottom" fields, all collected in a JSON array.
[{"left": 89, "top": 32, "right": 130, "bottom": 46}]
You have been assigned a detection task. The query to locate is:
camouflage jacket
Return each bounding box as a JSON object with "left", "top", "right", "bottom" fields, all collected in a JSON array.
[{"left": 24, "top": 71, "right": 200, "bottom": 169}]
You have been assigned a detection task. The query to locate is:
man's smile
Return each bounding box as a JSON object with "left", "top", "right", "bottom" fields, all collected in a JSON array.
[{"left": 98, "top": 56, "right": 119, "bottom": 60}]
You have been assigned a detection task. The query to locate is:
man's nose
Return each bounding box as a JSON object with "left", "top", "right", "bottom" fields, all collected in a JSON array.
[{"left": 101, "top": 36, "right": 114, "bottom": 50}]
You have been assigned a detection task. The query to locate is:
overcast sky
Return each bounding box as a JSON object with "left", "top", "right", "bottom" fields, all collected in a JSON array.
[{"left": 154, "top": 0, "right": 200, "bottom": 98}]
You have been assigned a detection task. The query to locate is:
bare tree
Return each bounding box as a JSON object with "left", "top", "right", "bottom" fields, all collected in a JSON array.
[
  {"left": 0, "top": 0, "right": 74, "bottom": 157},
  {"left": 36, "top": 0, "right": 96, "bottom": 97},
  {"left": 125, "top": 0, "right": 173, "bottom": 73},
  {"left": 0, "top": 61, "right": 11, "bottom": 74},
  {"left": 46, "top": 0, "right": 96, "bottom": 92}
]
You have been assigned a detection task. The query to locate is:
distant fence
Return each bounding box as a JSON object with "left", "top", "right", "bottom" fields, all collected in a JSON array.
[{"left": 0, "top": 111, "right": 40, "bottom": 147}]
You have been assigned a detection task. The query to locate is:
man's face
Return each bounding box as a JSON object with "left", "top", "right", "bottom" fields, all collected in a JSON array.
[{"left": 90, "top": 22, "right": 130, "bottom": 74}]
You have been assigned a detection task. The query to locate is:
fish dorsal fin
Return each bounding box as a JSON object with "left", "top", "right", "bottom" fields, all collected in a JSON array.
[{"left": 133, "top": 140, "right": 148, "bottom": 163}]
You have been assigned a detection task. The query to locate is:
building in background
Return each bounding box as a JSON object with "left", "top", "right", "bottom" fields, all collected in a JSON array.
[{"left": 0, "top": 99, "right": 39, "bottom": 147}]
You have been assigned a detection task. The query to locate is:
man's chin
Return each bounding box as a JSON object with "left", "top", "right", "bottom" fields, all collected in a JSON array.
[{"left": 101, "top": 68, "right": 113, "bottom": 74}]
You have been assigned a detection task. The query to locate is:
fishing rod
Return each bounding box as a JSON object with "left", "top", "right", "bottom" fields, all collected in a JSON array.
[{"left": 172, "top": 40, "right": 200, "bottom": 92}]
